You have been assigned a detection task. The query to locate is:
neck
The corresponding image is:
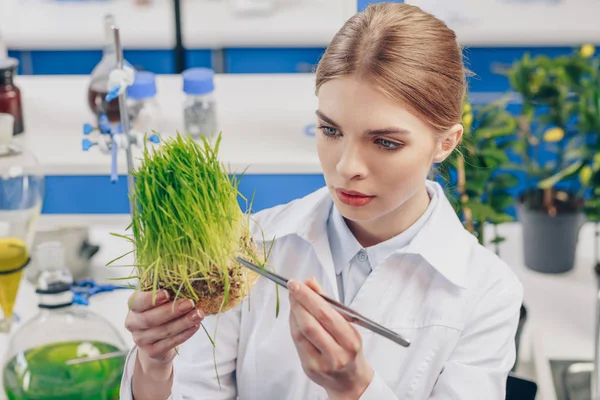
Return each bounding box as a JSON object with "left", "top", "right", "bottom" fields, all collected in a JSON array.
[{"left": 346, "top": 186, "right": 431, "bottom": 248}]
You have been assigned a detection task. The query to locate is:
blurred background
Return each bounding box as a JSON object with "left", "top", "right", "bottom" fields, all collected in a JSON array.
[{"left": 1, "top": 1, "right": 600, "bottom": 399}]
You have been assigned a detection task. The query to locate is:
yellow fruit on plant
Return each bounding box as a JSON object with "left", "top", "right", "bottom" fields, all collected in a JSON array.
[
  {"left": 543, "top": 127, "right": 564, "bottom": 142},
  {"left": 581, "top": 44, "right": 595, "bottom": 59}
]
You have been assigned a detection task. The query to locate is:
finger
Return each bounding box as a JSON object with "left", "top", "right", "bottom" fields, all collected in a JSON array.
[
  {"left": 288, "top": 279, "right": 357, "bottom": 352},
  {"left": 305, "top": 276, "right": 325, "bottom": 294},
  {"left": 133, "top": 308, "right": 204, "bottom": 345},
  {"left": 128, "top": 290, "right": 170, "bottom": 312},
  {"left": 347, "top": 318, "right": 363, "bottom": 342},
  {"left": 291, "top": 310, "right": 352, "bottom": 375},
  {"left": 290, "top": 312, "right": 322, "bottom": 371},
  {"left": 126, "top": 298, "right": 199, "bottom": 331},
  {"left": 144, "top": 323, "right": 200, "bottom": 360},
  {"left": 289, "top": 294, "right": 341, "bottom": 356},
  {"left": 304, "top": 277, "right": 352, "bottom": 325},
  {"left": 305, "top": 277, "right": 357, "bottom": 329}
]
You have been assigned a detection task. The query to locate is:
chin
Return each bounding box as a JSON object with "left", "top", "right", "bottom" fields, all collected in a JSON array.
[{"left": 332, "top": 197, "right": 381, "bottom": 222}]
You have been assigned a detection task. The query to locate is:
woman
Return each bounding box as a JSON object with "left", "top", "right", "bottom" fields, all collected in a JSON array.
[{"left": 120, "top": 3, "right": 523, "bottom": 399}]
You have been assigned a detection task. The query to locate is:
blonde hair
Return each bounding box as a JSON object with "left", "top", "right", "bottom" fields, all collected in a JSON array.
[{"left": 315, "top": 2, "right": 467, "bottom": 132}]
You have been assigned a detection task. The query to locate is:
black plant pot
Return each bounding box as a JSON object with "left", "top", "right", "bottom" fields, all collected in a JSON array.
[{"left": 519, "top": 204, "right": 585, "bottom": 274}]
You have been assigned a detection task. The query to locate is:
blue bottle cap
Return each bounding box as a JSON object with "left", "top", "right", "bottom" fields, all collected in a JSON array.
[
  {"left": 127, "top": 71, "right": 157, "bottom": 100},
  {"left": 182, "top": 68, "right": 215, "bottom": 95}
]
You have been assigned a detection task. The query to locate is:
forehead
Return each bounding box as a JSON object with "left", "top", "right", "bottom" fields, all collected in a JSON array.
[{"left": 316, "top": 77, "right": 432, "bottom": 134}]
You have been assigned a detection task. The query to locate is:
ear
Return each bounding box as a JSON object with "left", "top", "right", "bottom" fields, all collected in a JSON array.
[{"left": 433, "top": 124, "right": 463, "bottom": 163}]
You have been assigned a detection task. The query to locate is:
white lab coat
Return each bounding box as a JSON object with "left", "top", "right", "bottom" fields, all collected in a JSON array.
[{"left": 119, "top": 181, "right": 524, "bottom": 400}]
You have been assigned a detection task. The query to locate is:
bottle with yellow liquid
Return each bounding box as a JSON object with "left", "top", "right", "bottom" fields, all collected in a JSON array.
[
  {"left": 2, "top": 242, "right": 128, "bottom": 400},
  {"left": 0, "top": 113, "right": 44, "bottom": 333}
]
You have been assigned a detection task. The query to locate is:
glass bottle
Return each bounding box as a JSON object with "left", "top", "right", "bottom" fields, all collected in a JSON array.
[
  {"left": 2, "top": 242, "right": 127, "bottom": 400},
  {"left": 0, "top": 113, "right": 44, "bottom": 334},
  {"left": 183, "top": 68, "right": 219, "bottom": 139},
  {"left": 127, "top": 71, "right": 161, "bottom": 135},
  {"left": 0, "top": 58, "right": 23, "bottom": 135}
]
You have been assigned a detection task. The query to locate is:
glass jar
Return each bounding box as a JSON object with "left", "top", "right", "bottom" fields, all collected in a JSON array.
[
  {"left": 0, "top": 113, "right": 44, "bottom": 334},
  {"left": 0, "top": 58, "right": 23, "bottom": 135},
  {"left": 182, "top": 68, "right": 219, "bottom": 139},
  {"left": 2, "top": 242, "right": 127, "bottom": 400},
  {"left": 127, "top": 71, "right": 161, "bottom": 135}
]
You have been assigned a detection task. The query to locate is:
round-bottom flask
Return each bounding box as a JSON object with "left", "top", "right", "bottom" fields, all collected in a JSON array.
[{"left": 2, "top": 243, "right": 127, "bottom": 400}]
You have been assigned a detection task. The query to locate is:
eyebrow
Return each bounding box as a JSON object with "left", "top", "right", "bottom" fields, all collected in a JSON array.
[
  {"left": 315, "top": 110, "right": 340, "bottom": 127},
  {"left": 315, "top": 110, "right": 412, "bottom": 136}
]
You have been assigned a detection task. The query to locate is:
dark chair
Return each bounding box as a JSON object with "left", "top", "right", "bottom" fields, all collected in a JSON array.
[{"left": 506, "top": 373, "right": 538, "bottom": 400}]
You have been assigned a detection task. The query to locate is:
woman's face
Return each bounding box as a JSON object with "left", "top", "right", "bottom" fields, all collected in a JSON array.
[{"left": 316, "top": 76, "right": 461, "bottom": 228}]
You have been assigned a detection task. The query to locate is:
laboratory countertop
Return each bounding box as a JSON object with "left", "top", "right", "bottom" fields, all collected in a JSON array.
[
  {"left": 2, "top": 0, "right": 353, "bottom": 50},
  {"left": 15, "top": 73, "right": 322, "bottom": 175},
  {"left": 1, "top": 221, "right": 598, "bottom": 400}
]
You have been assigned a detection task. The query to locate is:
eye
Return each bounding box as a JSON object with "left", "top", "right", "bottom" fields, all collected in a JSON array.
[
  {"left": 375, "top": 138, "right": 403, "bottom": 151},
  {"left": 318, "top": 126, "right": 341, "bottom": 138}
]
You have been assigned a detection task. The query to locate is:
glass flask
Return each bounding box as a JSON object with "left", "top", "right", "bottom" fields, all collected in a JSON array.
[
  {"left": 2, "top": 242, "right": 127, "bottom": 400},
  {"left": 0, "top": 113, "right": 44, "bottom": 333},
  {"left": 87, "top": 14, "right": 133, "bottom": 125}
]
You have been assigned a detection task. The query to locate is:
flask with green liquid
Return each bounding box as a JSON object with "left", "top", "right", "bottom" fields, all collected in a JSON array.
[{"left": 2, "top": 242, "right": 128, "bottom": 400}]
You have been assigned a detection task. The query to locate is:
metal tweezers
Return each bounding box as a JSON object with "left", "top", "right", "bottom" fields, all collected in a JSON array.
[
  {"left": 66, "top": 257, "right": 410, "bottom": 365},
  {"left": 236, "top": 257, "right": 410, "bottom": 347}
]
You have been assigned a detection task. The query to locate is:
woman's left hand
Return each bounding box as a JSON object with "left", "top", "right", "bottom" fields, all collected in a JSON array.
[{"left": 288, "top": 277, "right": 374, "bottom": 400}]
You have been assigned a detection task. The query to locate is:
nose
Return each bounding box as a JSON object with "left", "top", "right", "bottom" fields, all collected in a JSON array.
[{"left": 336, "top": 140, "right": 368, "bottom": 181}]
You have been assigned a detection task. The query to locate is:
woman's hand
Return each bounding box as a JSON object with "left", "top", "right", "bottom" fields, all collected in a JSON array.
[
  {"left": 125, "top": 290, "right": 204, "bottom": 372},
  {"left": 288, "top": 277, "right": 374, "bottom": 400}
]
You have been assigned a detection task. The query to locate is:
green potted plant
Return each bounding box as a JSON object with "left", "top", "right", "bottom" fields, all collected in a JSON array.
[
  {"left": 438, "top": 97, "right": 519, "bottom": 253},
  {"left": 503, "top": 49, "right": 590, "bottom": 273}
]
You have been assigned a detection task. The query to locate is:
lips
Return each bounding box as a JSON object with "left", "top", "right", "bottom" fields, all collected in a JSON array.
[
  {"left": 334, "top": 188, "right": 375, "bottom": 207},
  {"left": 340, "top": 189, "right": 371, "bottom": 197}
]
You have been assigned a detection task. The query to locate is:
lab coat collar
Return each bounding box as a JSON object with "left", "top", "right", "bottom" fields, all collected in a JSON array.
[
  {"left": 399, "top": 181, "right": 476, "bottom": 289},
  {"left": 364, "top": 184, "right": 439, "bottom": 271},
  {"left": 255, "top": 181, "right": 475, "bottom": 289},
  {"left": 328, "top": 205, "right": 363, "bottom": 275}
]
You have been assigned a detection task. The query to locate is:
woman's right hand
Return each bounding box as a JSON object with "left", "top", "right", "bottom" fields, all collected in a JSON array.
[{"left": 125, "top": 290, "right": 204, "bottom": 367}]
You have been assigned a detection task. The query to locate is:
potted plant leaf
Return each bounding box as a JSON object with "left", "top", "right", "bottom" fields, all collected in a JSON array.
[
  {"left": 438, "top": 97, "right": 519, "bottom": 253},
  {"left": 503, "top": 49, "right": 590, "bottom": 273}
]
